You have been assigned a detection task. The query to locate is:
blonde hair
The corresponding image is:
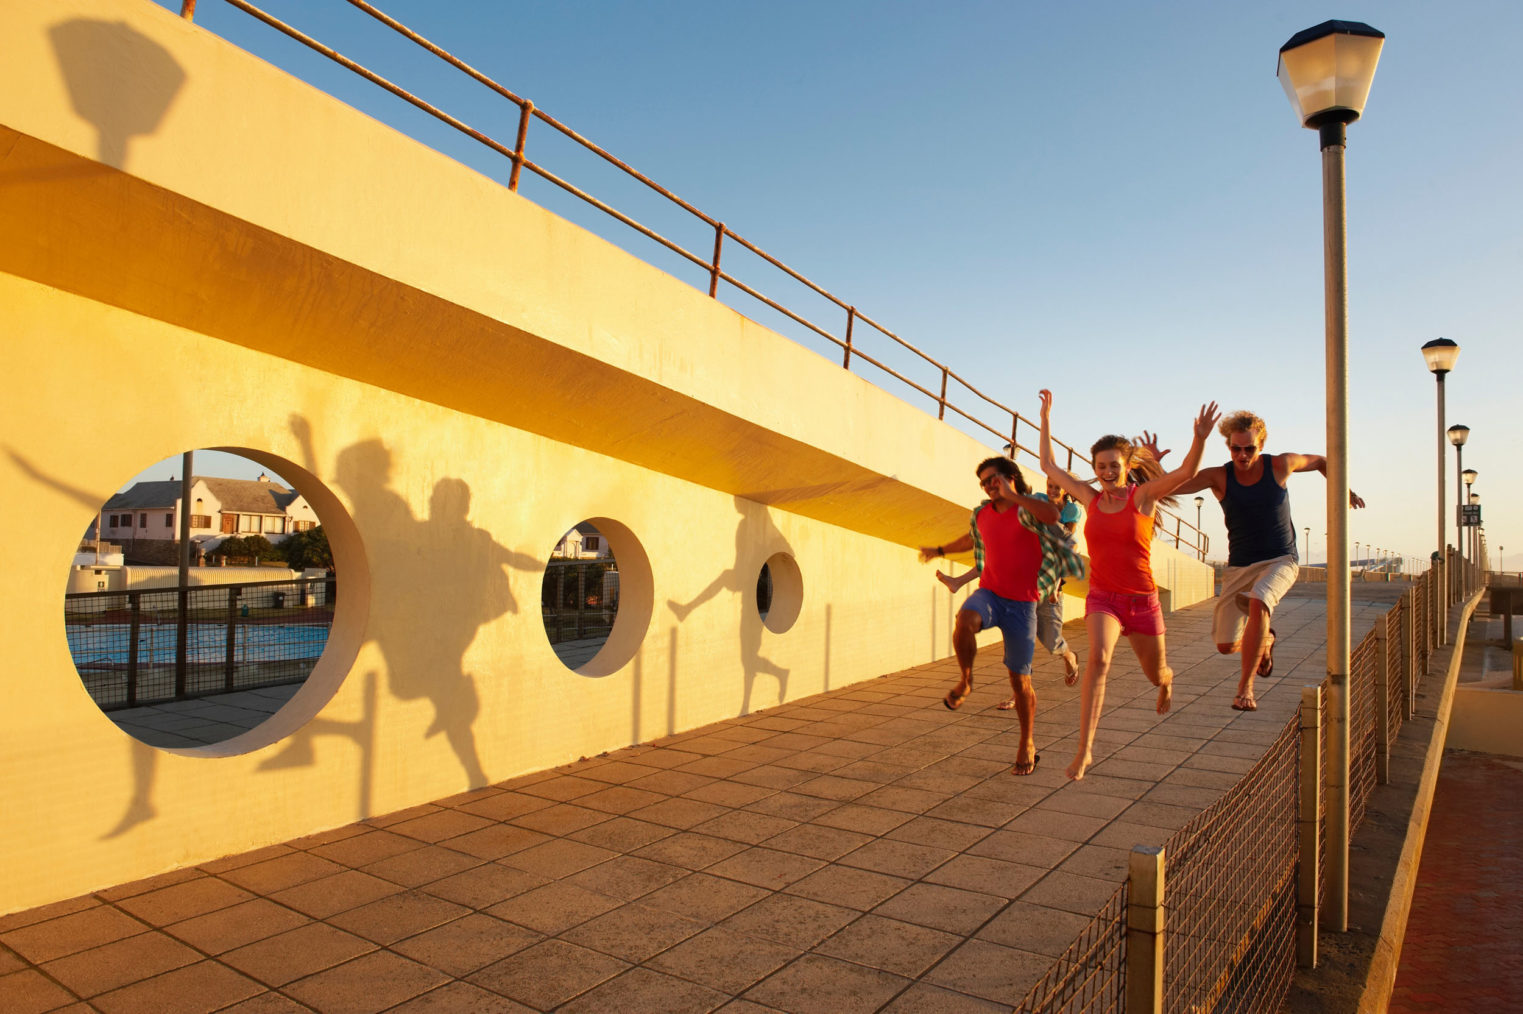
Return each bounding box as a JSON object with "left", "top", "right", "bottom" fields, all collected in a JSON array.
[
  {"left": 1219, "top": 411, "right": 1267, "bottom": 448},
  {"left": 1089, "top": 435, "right": 1174, "bottom": 512}
]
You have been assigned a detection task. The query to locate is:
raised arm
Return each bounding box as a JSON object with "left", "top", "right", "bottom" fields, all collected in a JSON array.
[
  {"left": 1137, "top": 401, "right": 1221, "bottom": 509},
  {"left": 1038, "top": 389, "right": 1096, "bottom": 507},
  {"left": 1278, "top": 453, "right": 1366, "bottom": 508},
  {"left": 919, "top": 532, "right": 975, "bottom": 563}
]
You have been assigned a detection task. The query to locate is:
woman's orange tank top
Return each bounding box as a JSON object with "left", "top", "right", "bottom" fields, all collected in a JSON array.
[{"left": 1083, "top": 485, "right": 1156, "bottom": 595}]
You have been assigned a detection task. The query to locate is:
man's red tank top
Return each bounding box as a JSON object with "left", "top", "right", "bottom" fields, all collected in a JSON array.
[{"left": 1084, "top": 485, "right": 1156, "bottom": 595}]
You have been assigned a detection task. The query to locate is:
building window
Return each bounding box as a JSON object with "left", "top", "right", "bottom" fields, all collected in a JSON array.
[
  {"left": 165, "top": 513, "right": 174, "bottom": 528},
  {"left": 190, "top": 514, "right": 212, "bottom": 529},
  {"left": 139, "top": 513, "right": 147, "bottom": 529},
  {"left": 240, "top": 514, "right": 262, "bottom": 534},
  {"left": 584, "top": 536, "right": 601, "bottom": 553},
  {"left": 292, "top": 520, "right": 316, "bottom": 532},
  {"left": 108, "top": 515, "right": 118, "bottom": 529}
]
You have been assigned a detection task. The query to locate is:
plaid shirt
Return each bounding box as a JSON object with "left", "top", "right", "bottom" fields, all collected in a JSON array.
[{"left": 969, "top": 501, "right": 1086, "bottom": 599}]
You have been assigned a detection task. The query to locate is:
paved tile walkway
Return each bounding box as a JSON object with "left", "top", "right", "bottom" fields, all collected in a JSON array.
[
  {"left": 0, "top": 587, "right": 1401, "bottom": 1013},
  {"left": 1388, "top": 753, "right": 1523, "bottom": 1013}
]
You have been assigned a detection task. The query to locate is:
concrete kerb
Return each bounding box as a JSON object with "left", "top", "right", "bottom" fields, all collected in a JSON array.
[{"left": 1357, "top": 586, "right": 1486, "bottom": 1014}]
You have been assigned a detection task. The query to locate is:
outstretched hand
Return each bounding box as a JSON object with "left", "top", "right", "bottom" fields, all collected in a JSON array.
[
  {"left": 1038, "top": 389, "right": 1053, "bottom": 420},
  {"left": 1350, "top": 490, "right": 1367, "bottom": 509},
  {"left": 1192, "top": 402, "right": 1222, "bottom": 442},
  {"left": 1135, "top": 430, "right": 1171, "bottom": 463}
]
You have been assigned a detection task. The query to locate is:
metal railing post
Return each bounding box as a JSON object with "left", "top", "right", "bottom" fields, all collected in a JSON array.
[
  {"left": 180, "top": 0, "right": 197, "bottom": 20},
  {"left": 1375, "top": 615, "right": 1391, "bottom": 785},
  {"left": 842, "top": 307, "right": 855, "bottom": 369},
  {"left": 509, "top": 100, "right": 533, "bottom": 191},
  {"left": 1298, "top": 685, "right": 1322, "bottom": 968},
  {"left": 127, "top": 591, "right": 141, "bottom": 708},
  {"left": 937, "top": 367, "right": 949, "bottom": 420},
  {"left": 1126, "top": 845, "right": 1165, "bottom": 1013},
  {"left": 225, "top": 586, "right": 239, "bottom": 691},
  {"left": 708, "top": 222, "right": 724, "bottom": 298},
  {"left": 1401, "top": 588, "right": 1416, "bottom": 719}
]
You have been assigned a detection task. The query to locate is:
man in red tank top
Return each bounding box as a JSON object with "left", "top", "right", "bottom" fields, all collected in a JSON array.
[{"left": 920, "top": 457, "right": 1059, "bottom": 776}]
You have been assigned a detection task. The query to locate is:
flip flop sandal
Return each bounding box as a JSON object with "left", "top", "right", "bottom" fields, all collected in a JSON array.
[
  {"left": 1012, "top": 753, "right": 1041, "bottom": 776},
  {"left": 1256, "top": 628, "right": 1276, "bottom": 677}
]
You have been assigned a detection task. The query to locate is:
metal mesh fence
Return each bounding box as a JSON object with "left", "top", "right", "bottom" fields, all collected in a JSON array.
[
  {"left": 541, "top": 561, "right": 620, "bottom": 644},
  {"left": 1348, "top": 633, "right": 1377, "bottom": 836},
  {"left": 64, "top": 578, "right": 334, "bottom": 709},
  {"left": 1161, "top": 718, "right": 1299, "bottom": 1014},
  {"left": 1015, "top": 884, "right": 1126, "bottom": 1014},
  {"left": 1386, "top": 607, "right": 1406, "bottom": 743}
]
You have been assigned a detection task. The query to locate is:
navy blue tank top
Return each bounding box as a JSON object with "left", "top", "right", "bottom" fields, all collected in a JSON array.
[{"left": 1222, "top": 455, "right": 1297, "bottom": 567}]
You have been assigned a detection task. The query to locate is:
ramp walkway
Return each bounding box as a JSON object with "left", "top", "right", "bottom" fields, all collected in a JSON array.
[{"left": 0, "top": 589, "right": 1401, "bottom": 1013}]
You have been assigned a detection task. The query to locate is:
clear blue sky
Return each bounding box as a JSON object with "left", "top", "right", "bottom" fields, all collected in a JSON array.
[{"left": 138, "top": 0, "right": 1520, "bottom": 571}]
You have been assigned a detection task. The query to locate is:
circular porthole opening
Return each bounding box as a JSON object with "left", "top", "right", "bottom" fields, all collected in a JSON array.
[
  {"left": 63, "top": 448, "right": 352, "bottom": 749},
  {"left": 758, "top": 552, "right": 803, "bottom": 634},
  {"left": 541, "top": 518, "right": 652, "bottom": 677}
]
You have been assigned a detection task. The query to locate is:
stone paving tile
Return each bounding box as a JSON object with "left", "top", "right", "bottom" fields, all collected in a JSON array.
[
  {"left": 386, "top": 980, "right": 534, "bottom": 1012},
  {"left": 0, "top": 968, "right": 78, "bottom": 1014},
  {"left": 872, "top": 883, "right": 1006, "bottom": 936},
  {"left": 91, "top": 960, "right": 265, "bottom": 1014},
  {"left": 648, "top": 925, "right": 800, "bottom": 995},
  {"left": 814, "top": 913, "right": 961, "bottom": 978},
  {"left": 40, "top": 928, "right": 199, "bottom": 998},
  {"left": 468, "top": 938, "right": 629, "bottom": 1010},
  {"left": 744, "top": 952, "right": 911, "bottom": 1014},
  {"left": 268, "top": 869, "right": 401, "bottom": 919},
  {"left": 559, "top": 900, "right": 708, "bottom": 963},
  {"left": 557, "top": 965, "right": 729, "bottom": 1014},
  {"left": 284, "top": 950, "right": 448, "bottom": 1013},
  {"left": 220, "top": 922, "right": 376, "bottom": 987},
  {"left": 391, "top": 912, "right": 542, "bottom": 978},
  {"left": 879, "top": 981, "right": 1008, "bottom": 1012},
  {"left": 485, "top": 881, "right": 622, "bottom": 935},
  {"left": 720, "top": 893, "right": 859, "bottom": 949},
  {"left": 838, "top": 837, "right": 957, "bottom": 879},
  {"left": 922, "top": 938, "right": 1062, "bottom": 1007},
  {"left": 163, "top": 898, "right": 311, "bottom": 955},
  {"left": 0, "top": 905, "right": 146, "bottom": 964}
]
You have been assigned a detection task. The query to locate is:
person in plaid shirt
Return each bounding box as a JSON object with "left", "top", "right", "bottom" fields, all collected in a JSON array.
[{"left": 919, "top": 456, "right": 1073, "bottom": 776}]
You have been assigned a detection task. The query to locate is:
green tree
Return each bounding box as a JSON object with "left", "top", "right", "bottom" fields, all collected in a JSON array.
[
  {"left": 277, "top": 526, "right": 332, "bottom": 571},
  {"left": 210, "top": 534, "right": 276, "bottom": 565}
]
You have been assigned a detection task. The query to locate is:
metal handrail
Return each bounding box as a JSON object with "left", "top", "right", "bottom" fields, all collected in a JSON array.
[{"left": 178, "top": 0, "right": 1209, "bottom": 559}]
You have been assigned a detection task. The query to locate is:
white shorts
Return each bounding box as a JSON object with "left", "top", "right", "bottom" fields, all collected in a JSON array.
[{"left": 1213, "top": 555, "right": 1298, "bottom": 646}]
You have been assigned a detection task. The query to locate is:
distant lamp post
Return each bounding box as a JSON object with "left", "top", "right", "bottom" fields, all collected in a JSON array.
[
  {"left": 1424, "top": 338, "right": 1460, "bottom": 610},
  {"left": 1281, "top": 21, "right": 1384, "bottom": 937},
  {"left": 1304, "top": 526, "right": 1311, "bottom": 565},
  {"left": 1194, "top": 496, "right": 1204, "bottom": 559},
  {"left": 1449, "top": 424, "right": 1469, "bottom": 591},
  {"left": 1463, "top": 468, "right": 1479, "bottom": 575}
]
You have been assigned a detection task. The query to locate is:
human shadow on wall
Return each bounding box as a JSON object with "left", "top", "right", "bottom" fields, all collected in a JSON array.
[
  {"left": 668, "top": 495, "right": 790, "bottom": 714},
  {"left": 6, "top": 447, "right": 166, "bottom": 839},
  {"left": 261, "top": 418, "right": 539, "bottom": 790},
  {"left": 49, "top": 18, "right": 185, "bottom": 170}
]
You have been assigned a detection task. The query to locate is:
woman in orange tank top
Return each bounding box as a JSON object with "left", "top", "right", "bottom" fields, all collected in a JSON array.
[{"left": 1038, "top": 389, "right": 1220, "bottom": 781}]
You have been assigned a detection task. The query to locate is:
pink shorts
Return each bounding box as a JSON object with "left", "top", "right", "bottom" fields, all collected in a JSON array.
[{"left": 1086, "top": 589, "right": 1165, "bottom": 637}]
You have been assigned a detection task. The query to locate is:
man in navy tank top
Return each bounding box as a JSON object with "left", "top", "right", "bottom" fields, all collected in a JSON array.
[{"left": 1166, "top": 412, "right": 1363, "bottom": 711}]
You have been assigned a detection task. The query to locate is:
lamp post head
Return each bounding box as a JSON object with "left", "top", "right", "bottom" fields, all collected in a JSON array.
[
  {"left": 1462, "top": 468, "right": 1478, "bottom": 487},
  {"left": 1422, "top": 337, "right": 1460, "bottom": 375},
  {"left": 1448, "top": 424, "right": 1470, "bottom": 447},
  {"left": 1194, "top": 496, "right": 1204, "bottom": 507},
  {"left": 1278, "top": 20, "right": 1384, "bottom": 134},
  {"left": 1470, "top": 493, "right": 1481, "bottom": 505}
]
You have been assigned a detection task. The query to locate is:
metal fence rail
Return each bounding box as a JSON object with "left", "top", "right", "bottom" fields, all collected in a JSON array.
[
  {"left": 64, "top": 577, "right": 334, "bottom": 709},
  {"left": 1160, "top": 719, "right": 1299, "bottom": 1014},
  {"left": 1015, "top": 884, "right": 1127, "bottom": 1014},
  {"left": 1348, "top": 633, "right": 1378, "bottom": 836},
  {"left": 176, "top": 0, "right": 1209, "bottom": 560}
]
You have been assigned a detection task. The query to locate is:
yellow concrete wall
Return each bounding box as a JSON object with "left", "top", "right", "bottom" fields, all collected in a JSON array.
[
  {"left": 0, "top": 0, "right": 1212, "bottom": 912},
  {"left": 1448, "top": 688, "right": 1523, "bottom": 757}
]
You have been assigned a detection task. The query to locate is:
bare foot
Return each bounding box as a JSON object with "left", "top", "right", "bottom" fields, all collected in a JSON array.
[
  {"left": 935, "top": 571, "right": 956, "bottom": 591},
  {"left": 996, "top": 698, "right": 1017, "bottom": 711},
  {"left": 1063, "top": 651, "right": 1080, "bottom": 686},
  {"left": 1066, "top": 751, "right": 1092, "bottom": 781},
  {"left": 1156, "top": 678, "right": 1173, "bottom": 715}
]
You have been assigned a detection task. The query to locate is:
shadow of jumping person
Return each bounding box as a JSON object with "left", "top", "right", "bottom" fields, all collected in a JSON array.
[
  {"left": 262, "top": 421, "right": 538, "bottom": 790},
  {"left": 668, "top": 495, "right": 790, "bottom": 714}
]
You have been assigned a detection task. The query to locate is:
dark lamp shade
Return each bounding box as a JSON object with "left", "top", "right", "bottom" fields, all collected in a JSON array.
[
  {"left": 1421, "top": 337, "right": 1460, "bottom": 374},
  {"left": 1447, "top": 424, "right": 1470, "bottom": 447}
]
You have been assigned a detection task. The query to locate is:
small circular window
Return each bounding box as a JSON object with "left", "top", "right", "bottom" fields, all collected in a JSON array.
[
  {"left": 758, "top": 552, "right": 803, "bottom": 634},
  {"left": 63, "top": 449, "right": 349, "bottom": 748}
]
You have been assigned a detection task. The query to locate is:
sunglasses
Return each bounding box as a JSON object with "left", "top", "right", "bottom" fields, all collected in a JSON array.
[
  {"left": 1229, "top": 444, "right": 1259, "bottom": 456},
  {"left": 979, "top": 475, "right": 1004, "bottom": 490}
]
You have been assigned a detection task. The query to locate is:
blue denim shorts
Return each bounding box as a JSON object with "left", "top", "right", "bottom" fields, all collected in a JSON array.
[{"left": 961, "top": 588, "right": 1037, "bottom": 674}]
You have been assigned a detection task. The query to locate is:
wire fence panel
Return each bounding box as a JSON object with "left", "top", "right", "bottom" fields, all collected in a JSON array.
[
  {"left": 1386, "top": 607, "right": 1406, "bottom": 742},
  {"left": 1162, "top": 719, "right": 1299, "bottom": 1014},
  {"left": 64, "top": 578, "right": 334, "bottom": 709},
  {"left": 1015, "top": 884, "right": 1126, "bottom": 1014},
  {"left": 1348, "top": 633, "right": 1378, "bottom": 836}
]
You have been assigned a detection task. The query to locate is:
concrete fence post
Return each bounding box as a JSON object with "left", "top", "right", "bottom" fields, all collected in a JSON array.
[
  {"left": 1375, "top": 614, "right": 1391, "bottom": 785},
  {"left": 1298, "top": 685, "right": 1322, "bottom": 968},
  {"left": 1127, "top": 845, "right": 1165, "bottom": 1014}
]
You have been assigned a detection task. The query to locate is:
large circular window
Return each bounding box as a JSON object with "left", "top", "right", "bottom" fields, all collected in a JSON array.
[
  {"left": 541, "top": 518, "right": 652, "bottom": 677},
  {"left": 63, "top": 448, "right": 356, "bottom": 749}
]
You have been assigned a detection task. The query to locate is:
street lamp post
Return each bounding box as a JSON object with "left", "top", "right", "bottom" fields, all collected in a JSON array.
[
  {"left": 1194, "top": 496, "right": 1204, "bottom": 561},
  {"left": 1304, "top": 526, "right": 1311, "bottom": 566},
  {"left": 1449, "top": 424, "right": 1469, "bottom": 596},
  {"left": 1424, "top": 338, "right": 1460, "bottom": 624},
  {"left": 1469, "top": 491, "right": 1481, "bottom": 584},
  {"left": 1280, "top": 19, "right": 1383, "bottom": 936},
  {"left": 1463, "top": 468, "right": 1478, "bottom": 582}
]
